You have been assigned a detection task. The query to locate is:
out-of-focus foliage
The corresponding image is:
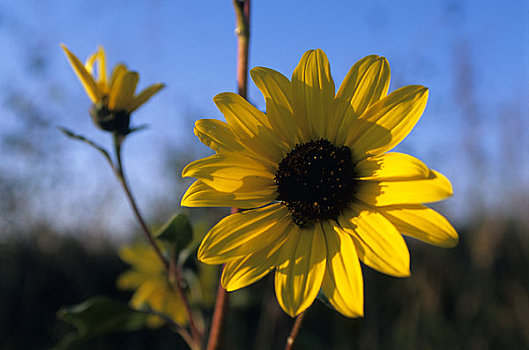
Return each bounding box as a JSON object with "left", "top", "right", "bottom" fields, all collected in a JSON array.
[
  {"left": 116, "top": 241, "right": 188, "bottom": 328},
  {"left": 156, "top": 213, "right": 193, "bottom": 256},
  {"left": 0, "top": 228, "right": 189, "bottom": 350},
  {"left": 56, "top": 296, "right": 149, "bottom": 349},
  {"left": 1, "top": 218, "right": 528, "bottom": 349}
]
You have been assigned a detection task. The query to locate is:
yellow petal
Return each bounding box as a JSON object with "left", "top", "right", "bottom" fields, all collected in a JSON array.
[
  {"left": 110, "top": 63, "right": 127, "bottom": 90},
  {"left": 197, "top": 203, "right": 290, "bottom": 264},
  {"left": 129, "top": 83, "right": 165, "bottom": 112},
  {"left": 61, "top": 44, "right": 102, "bottom": 103},
  {"left": 221, "top": 223, "right": 292, "bottom": 291},
  {"left": 130, "top": 277, "right": 165, "bottom": 308},
  {"left": 182, "top": 153, "right": 275, "bottom": 192},
  {"left": 321, "top": 221, "right": 364, "bottom": 318},
  {"left": 291, "top": 49, "right": 335, "bottom": 140},
  {"left": 345, "top": 85, "right": 428, "bottom": 161},
  {"left": 356, "top": 170, "right": 453, "bottom": 206},
  {"left": 355, "top": 152, "right": 429, "bottom": 180},
  {"left": 109, "top": 70, "right": 139, "bottom": 111},
  {"left": 378, "top": 204, "right": 458, "bottom": 248},
  {"left": 96, "top": 46, "right": 107, "bottom": 86},
  {"left": 250, "top": 66, "right": 300, "bottom": 147},
  {"left": 84, "top": 52, "right": 98, "bottom": 76},
  {"left": 145, "top": 314, "right": 165, "bottom": 329},
  {"left": 214, "top": 92, "right": 285, "bottom": 165},
  {"left": 330, "top": 55, "right": 390, "bottom": 145},
  {"left": 221, "top": 250, "right": 277, "bottom": 292},
  {"left": 194, "top": 119, "right": 245, "bottom": 153},
  {"left": 128, "top": 277, "right": 188, "bottom": 326},
  {"left": 161, "top": 288, "right": 188, "bottom": 326},
  {"left": 117, "top": 244, "right": 164, "bottom": 274},
  {"left": 116, "top": 270, "right": 151, "bottom": 290},
  {"left": 340, "top": 203, "right": 410, "bottom": 277},
  {"left": 141, "top": 280, "right": 187, "bottom": 326},
  {"left": 181, "top": 180, "right": 276, "bottom": 209},
  {"left": 274, "top": 223, "right": 326, "bottom": 317}
]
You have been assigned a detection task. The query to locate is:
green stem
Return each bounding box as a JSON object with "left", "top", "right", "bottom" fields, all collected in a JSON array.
[
  {"left": 111, "top": 133, "right": 202, "bottom": 349},
  {"left": 112, "top": 133, "right": 168, "bottom": 269}
]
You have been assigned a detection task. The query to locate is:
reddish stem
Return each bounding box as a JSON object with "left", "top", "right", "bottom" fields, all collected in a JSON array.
[
  {"left": 235, "top": 0, "right": 250, "bottom": 99},
  {"left": 285, "top": 312, "right": 306, "bottom": 350},
  {"left": 206, "top": 275, "right": 230, "bottom": 350},
  {"left": 206, "top": 2, "right": 251, "bottom": 349}
]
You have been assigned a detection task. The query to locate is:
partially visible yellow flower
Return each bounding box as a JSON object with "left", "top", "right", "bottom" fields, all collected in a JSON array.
[
  {"left": 61, "top": 44, "right": 164, "bottom": 134},
  {"left": 117, "top": 243, "right": 188, "bottom": 328},
  {"left": 182, "top": 49, "right": 458, "bottom": 318}
]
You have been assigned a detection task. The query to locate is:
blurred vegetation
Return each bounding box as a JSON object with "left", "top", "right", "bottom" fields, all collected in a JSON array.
[{"left": 1, "top": 217, "right": 528, "bottom": 349}]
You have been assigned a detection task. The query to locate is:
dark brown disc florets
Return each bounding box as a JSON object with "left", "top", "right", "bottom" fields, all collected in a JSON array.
[{"left": 275, "top": 139, "right": 357, "bottom": 228}]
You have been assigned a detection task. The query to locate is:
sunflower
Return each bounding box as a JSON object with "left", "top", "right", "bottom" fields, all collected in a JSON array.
[
  {"left": 182, "top": 49, "right": 458, "bottom": 317},
  {"left": 61, "top": 44, "right": 164, "bottom": 134},
  {"left": 117, "top": 242, "right": 188, "bottom": 328}
]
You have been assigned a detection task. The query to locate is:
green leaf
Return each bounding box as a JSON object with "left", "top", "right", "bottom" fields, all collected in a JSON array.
[
  {"left": 55, "top": 296, "right": 148, "bottom": 349},
  {"left": 156, "top": 214, "right": 193, "bottom": 254}
]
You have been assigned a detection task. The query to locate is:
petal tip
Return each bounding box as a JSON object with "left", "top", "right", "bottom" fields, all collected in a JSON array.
[
  {"left": 180, "top": 189, "right": 192, "bottom": 207},
  {"left": 181, "top": 163, "right": 191, "bottom": 178},
  {"left": 443, "top": 233, "right": 459, "bottom": 248},
  {"left": 196, "top": 245, "right": 207, "bottom": 262}
]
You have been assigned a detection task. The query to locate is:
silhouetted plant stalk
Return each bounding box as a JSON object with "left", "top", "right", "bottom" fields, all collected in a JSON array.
[
  {"left": 59, "top": 127, "right": 203, "bottom": 349},
  {"left": 111, "top": 133, "right": 203, "bottom": 349},
  {"left": 207, "top": 2, "right": 305, "bottom": 349},
  {"left": 285, "top": 312, "right": 306, "bottom": 350},
  {"left": 205, "top": 1, "right": 250, "bottom": 350}
]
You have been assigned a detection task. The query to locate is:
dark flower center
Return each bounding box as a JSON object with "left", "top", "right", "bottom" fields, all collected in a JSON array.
[
  {"left": 90, "top": 101, "right": 131, "bottom": 135},
  {"left": 275, "top": 139, "right": 357, "bottom": 228}
]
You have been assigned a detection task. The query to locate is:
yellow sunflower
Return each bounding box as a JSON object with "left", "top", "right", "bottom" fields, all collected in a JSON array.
[
  {"left": 182, "top": 49, "right": 458, "bottom": 318},
  {"left": 117, "top": 243, "right": 188, "bottom": 328},
  {"left": 61, "top": 44, "right": 164, "bottom": 134}
]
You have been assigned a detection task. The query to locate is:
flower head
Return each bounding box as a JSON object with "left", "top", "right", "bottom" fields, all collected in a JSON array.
[
  {"left": 117, "top": 243, "right": 188, "bottom": 327},
  {"left": 182, "top": 49, "right": 458, "bottom": 317},
  {"left": 61, "top": 44, "right": 164, "bottom": 135}
]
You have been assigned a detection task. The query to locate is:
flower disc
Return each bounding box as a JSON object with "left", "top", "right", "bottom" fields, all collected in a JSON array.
[{"left": 275, "top": 139, "right": 357, "bottom": 227}]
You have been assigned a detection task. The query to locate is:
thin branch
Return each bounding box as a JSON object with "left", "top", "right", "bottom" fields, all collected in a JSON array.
[
  {"left": 139, "top": 307, "right": 196, "bottom": 349},
  {"left": 233, "top": 0, "right": 251, "bottom": 99},
  {"left": 112, "top": 133, "right": 169, "bottom": 270},
  {"left": 206, "top": 2, "right": 251, "bottom": 349},
  {"left": 170, "top": 254, "right": 204, "bottom": 342},
  {"left": 58, "top": 127, "right": 113, "bottom": 166},
  {"left": 206, "top": 274, "right": 230, "bottom": 350},
  {"left": 285, "top": 312, "right": 305, "bottom": 350},
  {"left": 111, "top": 133, "right": 202, "bottom": 347},
  {"left": 61, "top": 126, "right": 203, "bottom": 348}
]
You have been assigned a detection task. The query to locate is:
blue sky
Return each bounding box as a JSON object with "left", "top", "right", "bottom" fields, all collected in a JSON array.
[{"left": 1, "top": 0, "right": 528, "bottom": 233}]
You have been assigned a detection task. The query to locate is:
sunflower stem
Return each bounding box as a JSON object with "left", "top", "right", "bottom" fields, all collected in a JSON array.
[
  {"left": 111, "top": 133, "right": 169, "bottom": 270},
  {"left": 110, "top": 132, "right": 202, "bottom": 349},
  {"left": 233, "top": 0, "right": 250, "bottom": 99},
  {"left": 285, "top": 312, "right": 305, "bottom": 350},
  {"left": 206, "top": 274, "right": 230, "bottom": 350},
  {"left": 206, "top": 1, "right": 251, "bottom": 349}
]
